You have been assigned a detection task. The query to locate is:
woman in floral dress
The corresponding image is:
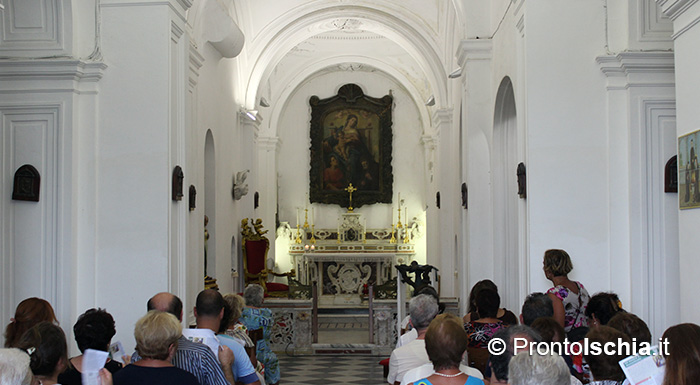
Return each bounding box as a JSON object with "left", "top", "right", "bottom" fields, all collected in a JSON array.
[
  {"left": 543, "top": 249, "right": 591, "bottom": 334},
  {"left": 241, "top": 284, "right": 279, "bottom": 385},
  {"left": 464, "top": 289, "right": 508, "bottom": 348}
]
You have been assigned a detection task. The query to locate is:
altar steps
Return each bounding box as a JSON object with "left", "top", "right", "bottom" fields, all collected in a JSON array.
[{"left": 313, "top": 313, "right": 386, "bottom": 355}]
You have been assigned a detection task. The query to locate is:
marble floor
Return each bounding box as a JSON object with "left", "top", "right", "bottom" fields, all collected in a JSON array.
[
  {"left": 276, "top": 318, "right": 389, "bottom": 385},
  {"left": 278, "top": 354, "right": 388, "bottom": 385}
]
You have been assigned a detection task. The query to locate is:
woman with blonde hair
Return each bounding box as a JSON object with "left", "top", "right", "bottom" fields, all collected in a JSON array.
[
  {"left": 113, "top": 311, "right": 197, "bottom": 385},
  {"left": 542, "top": 249, "right": 590, "bottom": 334}
]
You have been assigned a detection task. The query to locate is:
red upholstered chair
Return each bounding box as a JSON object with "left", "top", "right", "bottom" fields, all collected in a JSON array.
[{"left": 242, "top": 218, "right": 295, "bottom": 297}]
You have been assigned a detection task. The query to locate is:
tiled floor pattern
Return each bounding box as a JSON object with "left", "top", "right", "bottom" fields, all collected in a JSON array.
[{"left": 278, "top": 353, "right": 387, "bottom": 385}]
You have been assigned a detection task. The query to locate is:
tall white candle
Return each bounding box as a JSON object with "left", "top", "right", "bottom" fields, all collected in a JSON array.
[{"left": 296, "top": 208, "right": 300, "bottom": 227}]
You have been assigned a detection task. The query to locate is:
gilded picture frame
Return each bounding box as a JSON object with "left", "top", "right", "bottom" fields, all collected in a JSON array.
[{"left": 309, "top": 84, "right": 393, "bottom": 208}]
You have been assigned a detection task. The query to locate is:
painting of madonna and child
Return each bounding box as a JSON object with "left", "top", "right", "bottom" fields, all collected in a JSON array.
[
  {"left": 309, "top": 84, "right": 393, "bottom": 208},
  {"left": 322, "top": 110, "right": 380, "bottom": 191}
]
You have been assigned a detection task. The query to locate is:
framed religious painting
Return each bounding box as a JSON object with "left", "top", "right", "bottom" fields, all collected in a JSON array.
[
  {"left": 679, "top": 128, "right": 700, "bottom": 209},
  {"left": 309, "top": 83, "right": 393, "bottom": 208}
]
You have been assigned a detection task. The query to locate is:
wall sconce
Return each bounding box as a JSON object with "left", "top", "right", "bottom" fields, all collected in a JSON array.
[
  {"left": 259, "top": 97, "right": 270, "bottom": 107},
  {"left": 189, "top": 185, "right": 197, "bottom": 211},
  {"left": 448, "top": 67, "right": 462, "bottom": 79},
  {"left": 12, "top": 164, "right": 40, "bottom": 202},
  {"left": 461, "top": 183, "right": 468, "bottom": 209},
  {"left": 172, "top": 166, "right": 184, "bottom": 201},
  {"left": 240, "top": 109, "right": 258, "bottom": 121},
  {"left": 425, "top": 95, "right": 435, "bottom": 106},
  {"left": 517, "top": 162, "right": 526, "bottom": 199}
]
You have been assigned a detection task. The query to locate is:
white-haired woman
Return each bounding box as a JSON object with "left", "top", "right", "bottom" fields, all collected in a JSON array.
[{"left": 241, "top": 284, "right": 279, "bottom": 385}]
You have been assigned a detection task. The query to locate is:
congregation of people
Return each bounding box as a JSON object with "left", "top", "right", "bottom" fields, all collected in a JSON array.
[
  {"left": 386, "top": 249, "right": 700, "bottom": 385},
  {"left": 1, "top": 249, "right": 700, "bottom": 385},
  {"left": 0, "top": 284, "right": 277, "bottom": 385}
]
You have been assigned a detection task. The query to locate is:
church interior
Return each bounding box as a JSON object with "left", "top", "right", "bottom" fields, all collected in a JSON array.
[{"left": 2, "top": 0, "right": 700, "bottom": 382}]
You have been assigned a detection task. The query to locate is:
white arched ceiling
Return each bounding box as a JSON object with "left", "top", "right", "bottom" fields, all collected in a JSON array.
[
  {"left": 262, "top": 56, "right": 432, "bottom": 138},
  {"left": 238, "top": 4, "right": 451, "bottom": 111}
]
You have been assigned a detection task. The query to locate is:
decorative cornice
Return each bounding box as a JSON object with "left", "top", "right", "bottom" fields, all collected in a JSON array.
[
  {"left": 188, "top": 43, "right": 205, "bottom": 88},
  {"left": 432, "top": 108, "right": 454, "bottom": 127},
  {"left": 456, "top": 39, "right": 493, "bottom": 68},
  {"left": 671, "top": 12, "right": 700, "bottom": 39},
  {"left": 0, "top": 59, "right": 107, "bottom": 83},
  {"left": 657, "top": 0, "right": 699, "bottom": 20},
  {"left": 597, "top": 51, "right": 675, "bottom": 90},
  {"left": 257, "top": 136, "right": 282, "bottom": 152},
  {"left": 101, "top": 1, "right": 191, "bottom": 21}
]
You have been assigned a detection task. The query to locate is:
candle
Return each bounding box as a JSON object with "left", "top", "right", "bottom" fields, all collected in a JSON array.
[
  {"left": 311, "top": 207, "right": 315, "bottom": 226},
  {"left": 296, "top": 208, "right": 300, "bottom": 227}
]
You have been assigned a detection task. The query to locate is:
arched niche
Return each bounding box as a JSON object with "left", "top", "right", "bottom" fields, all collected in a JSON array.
[{"left": 492, "top": 76, "right": 521, "bottom": 311}]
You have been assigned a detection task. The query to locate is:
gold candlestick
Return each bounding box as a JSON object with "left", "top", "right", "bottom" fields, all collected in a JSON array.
[
  {"left": 390, "top": 224, "right": 396, "bottom": 244},
  {"left": 397, "top": 206, "right": 403, "bottom": 229},
  {"left": 303, "top": 208, "right": 310, "bottom": 229},
  {"left": 310, "top": 224, "right": 316, "bottom": 244},
  {"left": 295, "top": 224, "right": 302, "bottom": 244},
  {"left": 403, "top": 227, "right": 410, "bottom": 244}
]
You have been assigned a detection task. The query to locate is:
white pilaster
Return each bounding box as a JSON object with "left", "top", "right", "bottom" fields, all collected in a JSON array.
[
  {"left": 456, "top": 38, "right": 494, "bottom": 312},
  {"left": 0, "top": 59, "right": 106, "bottom": 349},
  {"left": 432, "top": 108, "right": 458, "bottom": 298},
  {"left": 597, "top": 51, "right": 677, "bottom": 338},
  {"left": 256, "top": 135, "right": 282, "bottom": 270}
]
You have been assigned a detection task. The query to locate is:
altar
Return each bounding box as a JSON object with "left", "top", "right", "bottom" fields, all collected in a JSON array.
[{"left": 287, "top": 211, "right": 417, "bottom": 306}]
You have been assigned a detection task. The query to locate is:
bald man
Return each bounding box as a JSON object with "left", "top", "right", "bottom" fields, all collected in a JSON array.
[{"left": 131, "top": 292, "right": 235, "bottom": 385}]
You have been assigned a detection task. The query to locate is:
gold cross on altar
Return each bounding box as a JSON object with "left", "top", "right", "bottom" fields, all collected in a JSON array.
[{"left": 344, "top": 183, "right": 357, "bottom": 212}]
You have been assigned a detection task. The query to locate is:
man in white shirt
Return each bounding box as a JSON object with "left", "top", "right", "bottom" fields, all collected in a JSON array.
[
  {"left": 194, "top": 289, "right": 261, "bottom": 385},
  {"left": 387, "top": 294, "right": 439, "bottom": 385}
]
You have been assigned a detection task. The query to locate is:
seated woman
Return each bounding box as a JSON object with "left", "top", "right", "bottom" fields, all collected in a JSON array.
[
  {"left": 0, "top": 347, "right": 35, "bottom": 385},
  {"left": 410, "top": 313, "right": 484, "bottom": 385},
  {"left": 661, "top": 323, "right": 700, "bottom": 385},
  {"left": 16, "top": 322, "right": 68, "bottom": 385},
  {"left": 4, "top": 297, "right": 58, "bottom": 348},
  {"left": 113, "top": 311, "right": 198, "bottom": 385},
  {"left": 464, "top": 289, "right": 509, "bottom": 348},
  {"left": 583, "top": 326, "right": 630, "bottom": 385},
  {"left": 58, "top": 308, "right": 123, "bottom": 385},
  {"left": 221, "top": 293, "right": 263, "bottom": 379},
  {"left": 241, "top": 284, "right": 280, "bottom": 385},
  {"left": 530, "top": 317, "right": 579, "bottom": 378},
  {"left": 585, "top": 292, "right": 625, "bottom": 329},
  {"left": 607, "top": 312, "right": 651, "bottom": 344},
  {"left": 543, "top": 249, "right": 590, "bottom": 335},
  {"left": 462, "top": 280, "right": 517, "bottom": 325}
]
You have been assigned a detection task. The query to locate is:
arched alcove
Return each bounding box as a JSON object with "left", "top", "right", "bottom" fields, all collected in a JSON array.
[
  {"left": 492, "top": 76, "right": 520, "bottom": 311},
  {"left": 204, "top": 130, "right": 216, "bottom": 278}
]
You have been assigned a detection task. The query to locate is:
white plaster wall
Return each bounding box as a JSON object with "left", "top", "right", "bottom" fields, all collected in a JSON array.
[
  {"left": 672, "top": 4, "right": 700, "bottom": 323},
  {"left": 192, "top": 44, "right": 255, "bottom": 298},
  {"left": 275, "top": 69, "right": 428, "bottom": 272},
  {"left": 523, "top": 3, "right": 612, "bottom": 298}
]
